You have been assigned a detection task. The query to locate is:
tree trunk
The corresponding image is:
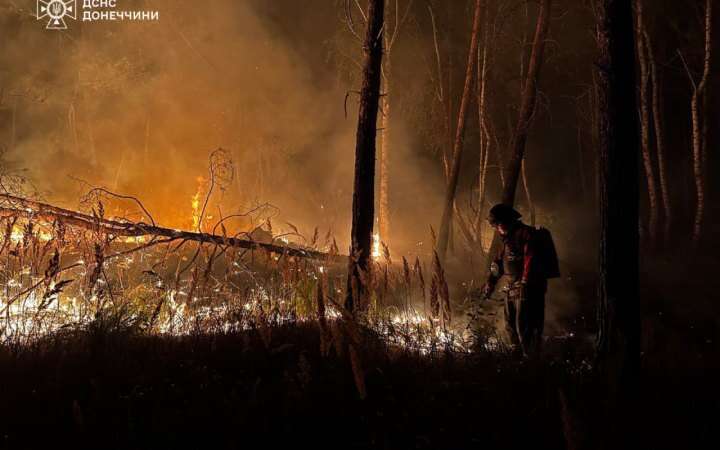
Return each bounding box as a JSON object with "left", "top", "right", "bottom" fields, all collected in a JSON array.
[
  {"left": 595, "top": 0, "right": 640, "bottom": 391},
  {"left": 688, "top": 0, "right": 712, "bottom": 247},
  {"left": 643, "top": 29, "right": 671, "bottom": 244},
  {"left": 346, "top": 0, "right": 385, "bottom": 311},
  {"left": 521, "top": 159, "right": 536, "bottom": 226},
  {"left": 484, "top": 0, "right": 552, "bottom": 271},
  {"left": 435, "top": 0, "right": 483, "bottom": 261},
  {"left": 519, "top": 0, "right": 536, "bottom": 227},
  {"left": 500, "top": 0, "right": 551, "bottom": 206},
  {"left": 576, "top": 126, "right": 588, "bottom": 203},
  {"left": 474, "top": 15, "right": 490, "bottom": 249},
  {"left": 378, "top": 66, "right": 390, "bottom": 246},
  {"left": 634, "top": 0, "right": 659, "bottom": 246},
  {"left": 377, "top": 0, "right": 410, "bottom": 248}
]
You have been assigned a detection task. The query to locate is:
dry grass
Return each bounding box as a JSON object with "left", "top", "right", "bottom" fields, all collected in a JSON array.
[{"left": 0, "top": 208, "right": 478, "bottom": 357}]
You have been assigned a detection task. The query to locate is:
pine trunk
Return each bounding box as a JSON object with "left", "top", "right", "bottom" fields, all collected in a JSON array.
[
  {"left": 690, "top": 0, "right": 712, "bottom": 246},
  {"left": 379, "top": 73, "right": 390, "bottom": 245},
  {"left": 484, "top": 0, "right": 552, "bottom": 271},
  {"left": 500, "top": 0, "right": 551, "bottom": 206},
  {"left": 643, "top": 29, "right": 671, "bottom": 244},
  {"left": 345, "top": 0, "right": 385, "bottom": 311},
  {"left": 635, "top": 0, "right": 659, "bottom": 246},
  {"left": 595, "top": 0, "right": 640, "bottom": 388},
  {"left": 436, "top": 0, "right": 483, "bottom": 261},
  {"left": 474, "top": 17, "right": 490, "bottom": 247}
]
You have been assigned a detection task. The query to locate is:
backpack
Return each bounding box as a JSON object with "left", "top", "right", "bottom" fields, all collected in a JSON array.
[{"left": 532, "top": 227, "right": 561, "bottom": 279}]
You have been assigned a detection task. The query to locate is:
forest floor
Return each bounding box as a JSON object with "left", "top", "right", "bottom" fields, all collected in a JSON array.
[{"left": 0, "top": 255, "right": 716, "bottom": 450}]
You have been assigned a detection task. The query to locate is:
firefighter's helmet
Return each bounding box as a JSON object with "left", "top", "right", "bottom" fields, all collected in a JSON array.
[{"left": 487, "top": 203, "right": 522, "bottom": 226}]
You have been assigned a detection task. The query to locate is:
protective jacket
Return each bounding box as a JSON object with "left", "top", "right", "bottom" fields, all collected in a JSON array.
[{"left": 485, "top": 222, "right": 548, "bottom": 355}]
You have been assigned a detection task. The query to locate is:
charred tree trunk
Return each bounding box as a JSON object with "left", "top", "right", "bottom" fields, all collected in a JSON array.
[
  {"left": 346, "top": 0, "right": 384, "bottom": 312},
  {"left": 595, "top": 0, "right": 640, "bottom": 391},
  {"left": 436, "top": 0, "right": 483, "bottom": 261},
  {"left": 634, "top": 0, "right": 659, "bottom": 247}
]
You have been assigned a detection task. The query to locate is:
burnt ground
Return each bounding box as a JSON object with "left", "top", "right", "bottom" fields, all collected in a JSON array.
[{"left": 0, "top": 254, "right": 717, "bottom": 450}]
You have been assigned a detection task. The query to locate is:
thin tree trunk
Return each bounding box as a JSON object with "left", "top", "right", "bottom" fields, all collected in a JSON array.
[
  {"left": 485, "top": 0, "right": 552, "bottom": 270},
  {"left": 521, "top": 159, "right": 535, "bottom": 226},
  {"left": 144, "top": 117, "right": 151, "bottom": 166},
  {"left": 346, "top": 0, "right": 384, "bottom": 311},
  {"left": 492, "top": 120, "right": 505, "bottom": 188},
  {"left": 68, "top": 103, "right": 79, "bottom": 155},
  {"left": 576, "top": 126, "right": 588, "bottom": 202},
  {"left": 635, "top": 0, "right": 659, "bottom": 246},
  {"left": 10, "top": 97, "right": 17, "bottom": 151},
  {"left": 474, "top": 15, "right": 490, "bottom": 247},
  {"left": 436, "top": 0, "right": 483, "bottom": 261},
  {"left": 518, "top": 1, "right": 536, "bottom": 226},
  {"left": 378, "top": 68, "right": 390, "bottom": 245},
  {"left": 643, "top": 29, "right": 671, "bottom": 244},
  {"left": 114, "top": 150, "right": 125, "bottom": 190},
  {"left": 377, "top": 0, "right": 411, "bottom": 248},
  {"left": 689, "top": 0, "right": 712, "bottom": 246},
  {"left": 500, "top": 0, "right": 551, "bottom": 206},
  {"left": 81, "top": 93, "right": 98, "bottom": 167},
  {"left": 595, "top": 0, "right": 640, "bottom": 392},
  {"left": 591, "top": 72, "right": 601, "bottom": 206},
  {"left": 477, "top": 141, "right": 491, "bottom": 249}
]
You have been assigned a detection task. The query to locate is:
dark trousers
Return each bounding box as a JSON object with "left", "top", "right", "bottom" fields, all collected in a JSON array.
[{"left": 503, "top": 281, "right": 546, "bottom": 355}]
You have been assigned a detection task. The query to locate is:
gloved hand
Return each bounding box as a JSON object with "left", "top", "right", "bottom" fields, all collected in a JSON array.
[{"left": 481, "top": 282, "right": 495, "bottom": 300}]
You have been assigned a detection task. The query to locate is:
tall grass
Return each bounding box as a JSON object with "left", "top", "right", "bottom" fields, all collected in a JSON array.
[{"left": 0, "top": 213, "right": 480, "bottom": 361}]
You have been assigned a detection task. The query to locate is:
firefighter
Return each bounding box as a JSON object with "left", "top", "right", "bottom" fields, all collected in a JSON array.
[{"left": 481, "top": 203, "right": 554, "bottom": 356}]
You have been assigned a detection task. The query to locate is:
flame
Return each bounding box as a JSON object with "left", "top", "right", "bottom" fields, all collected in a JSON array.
[
  {"left": 123, "top": 236, "right": 147, "bottom": 244},
  {"left": 190, "top": 176, "right": 205, "bottom": 230},
  {"left": 372, "top": 232, "right": 381, "bottom": 260},
  {"left": 9, "top": 226, "right": 52, "bottom": 244}
]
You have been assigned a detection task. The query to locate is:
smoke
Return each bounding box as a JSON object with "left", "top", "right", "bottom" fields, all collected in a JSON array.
[
  {"left": 0, "top": 0, "right": 607, "bottom": 271},
  {"left": 1, "top": 2, "right": 347, "bottom": 238}
]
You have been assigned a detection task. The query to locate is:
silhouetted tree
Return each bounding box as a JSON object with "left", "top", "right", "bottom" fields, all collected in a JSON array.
[
  {"left": 595, "top": 0, "right": 640, "bottom": 387},
  {"left": 680, "top": 0, "right": 712, "bottom": 247},
  {"left": 436, "top": 0, "right": 483, "bottom": 261},
  {"left": 500, "top": 0, "right": 552, "bottom": 207},
  {"left": 346, "top": 0, "right": 385, "bottom": 311},
  {"left": 483, "top": 0, "right": 552, "bottom": 270},
  {"left": 635, "top": 0, "right": 659, "bottom": 246}
]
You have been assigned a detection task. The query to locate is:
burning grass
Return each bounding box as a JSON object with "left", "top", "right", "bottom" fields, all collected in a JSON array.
[{"left": 0, "top": 205, "right": 478, "bottom": 358}]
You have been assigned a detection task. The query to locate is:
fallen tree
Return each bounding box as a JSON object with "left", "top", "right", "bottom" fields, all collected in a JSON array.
[{"left": 0, "top": 193, "right": 337, "bottom": 261}]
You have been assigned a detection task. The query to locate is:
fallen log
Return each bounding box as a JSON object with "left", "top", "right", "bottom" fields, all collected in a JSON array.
[{"left": 0, "top": 194, "right": 339, "bottom": 261}]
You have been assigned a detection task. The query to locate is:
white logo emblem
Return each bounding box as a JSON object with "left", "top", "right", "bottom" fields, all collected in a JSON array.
[{"left": 37, "top": 0, "right": 77, "bottom": 30}]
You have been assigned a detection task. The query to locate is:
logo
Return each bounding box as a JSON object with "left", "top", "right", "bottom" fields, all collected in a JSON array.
[{"left": 37, "top": 0, "right": 77, "bottom": 30}]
